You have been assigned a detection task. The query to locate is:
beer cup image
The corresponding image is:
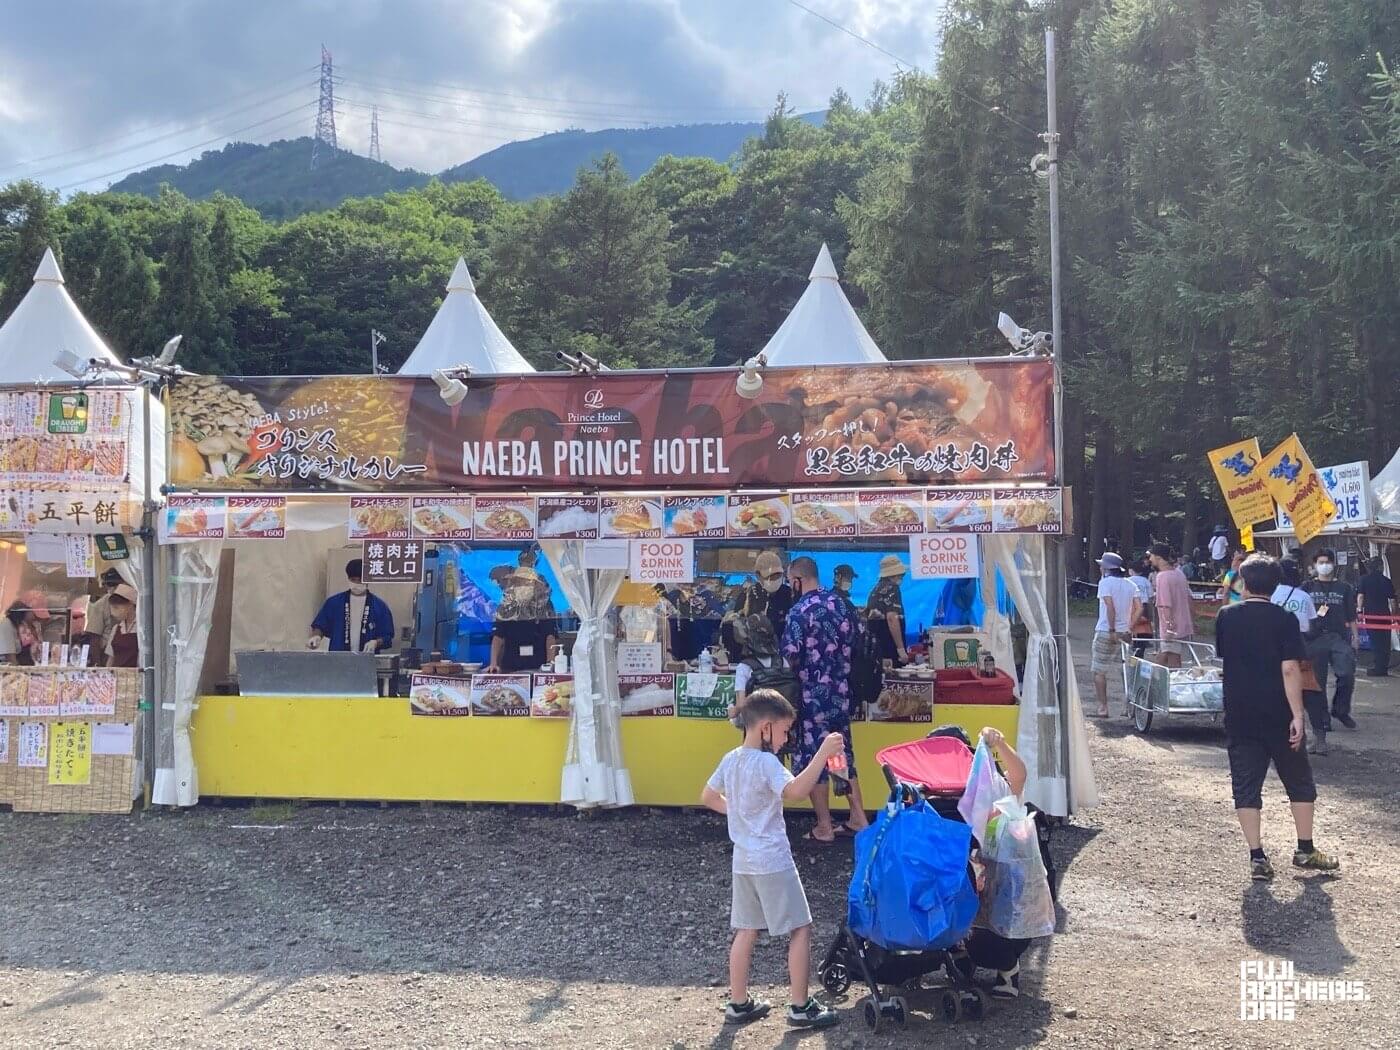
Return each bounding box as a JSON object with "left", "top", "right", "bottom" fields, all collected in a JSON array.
[{"left": 952, "top": 639, "right": 973, "bottom": 663}]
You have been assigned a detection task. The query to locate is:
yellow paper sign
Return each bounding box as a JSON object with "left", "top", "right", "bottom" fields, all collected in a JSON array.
[
  {"left": 1257, "top": 434, "right": 1336, "bottom": 545},
  {"left": 1206, "top": 439, "right": 1274, "bottom": 529},
  {"left": 1240, "top": 524, "right": 1254, "bottom": 551},
  {"left": 47, "top": 721, "right": 93, "bottom": 786}
]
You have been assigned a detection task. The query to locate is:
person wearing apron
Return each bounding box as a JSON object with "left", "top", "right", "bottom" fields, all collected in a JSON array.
[{"left": 105, "top": 583, "right": 141, "bottom": 668}]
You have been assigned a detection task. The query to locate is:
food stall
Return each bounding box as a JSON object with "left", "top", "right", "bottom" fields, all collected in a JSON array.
[{"left": 168, "top": 358, "right": 1085, "bottom": 809}]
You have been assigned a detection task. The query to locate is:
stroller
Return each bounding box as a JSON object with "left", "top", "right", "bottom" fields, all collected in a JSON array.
[{"left": 817, "top": 730, "right": 1058, "bottom": 1032}]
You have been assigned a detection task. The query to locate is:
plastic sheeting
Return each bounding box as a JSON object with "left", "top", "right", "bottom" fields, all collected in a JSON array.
[
  {"left": 154, "top": 539, "right": 220, "bottom": 806},
  {"left": 983, "top": 535, "right": 1097, "bottom": 816},
  {"left": 542, "top": 539, "right": 632, "bottom": 809}
]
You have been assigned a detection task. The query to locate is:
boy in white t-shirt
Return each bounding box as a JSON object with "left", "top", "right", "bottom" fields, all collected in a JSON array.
[
  {"left": 1091, "top": 552, "right": 1142, "bottom": 718},
  {"left": 702, "top": 689, "right": 844, "bottom": 1029}
]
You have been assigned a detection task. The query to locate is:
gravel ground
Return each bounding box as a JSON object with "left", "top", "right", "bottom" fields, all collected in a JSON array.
[{"left": 2, "top": 614, "right": 1396, "bottom": 1049}]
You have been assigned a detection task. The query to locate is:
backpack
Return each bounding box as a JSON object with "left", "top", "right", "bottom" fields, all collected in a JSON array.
[{"left": 744, "top": 657, "right": 802, "bottom": 712}]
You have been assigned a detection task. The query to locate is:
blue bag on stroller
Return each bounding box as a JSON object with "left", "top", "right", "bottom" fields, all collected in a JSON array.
[{"left": 847, "top": 786, "right": 979, "bottom": 952}]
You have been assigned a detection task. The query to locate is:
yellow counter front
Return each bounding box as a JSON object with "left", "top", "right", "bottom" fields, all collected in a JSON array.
[{"left": 191, "top": 696, "right": 1019, "bottom": 807}]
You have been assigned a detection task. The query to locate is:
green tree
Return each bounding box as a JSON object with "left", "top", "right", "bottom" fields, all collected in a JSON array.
[{"left": 0, "top": 180, "right": 64, "bottom": 322}]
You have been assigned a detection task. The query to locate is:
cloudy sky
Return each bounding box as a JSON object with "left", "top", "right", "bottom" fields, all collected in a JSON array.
[{"left": 0, "top": 0, "right": 942, "bottom": 195}]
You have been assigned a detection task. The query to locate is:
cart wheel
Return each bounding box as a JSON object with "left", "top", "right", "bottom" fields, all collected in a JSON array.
[
  {"left": 886, "top": 996, "right": 908, "bottom": 1029},
  {"left": 821, "top": 962, "right": 851, "bottom": 996},
  {"left": 1132, "top": 702, "right": 1153, "bottom": 734},
  {"left": 860, "top": 995, "right": 880, "bottom": 1032},
  {"left": 940, "top": 988, "right": 962, "bottom": 1023},
  {"left": 963, "top": 988, "right": 988, "bottom": 1021},
  {"left": 946, "top": 952, "right": 976, "bottom": 982}
]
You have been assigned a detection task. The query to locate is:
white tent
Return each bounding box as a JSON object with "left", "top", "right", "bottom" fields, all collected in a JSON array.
[
  {"left": 397, "top": 257, "right": 533, "bottom": 376},
  {"left": 0, "top": 248, "right": 125, "bottom": 382},
  {"left": 759, "top": 243, "right": 887, "bottom": 366},
  {"left": 1372, "top": 446, "right": 1400, "bottom": 529}
]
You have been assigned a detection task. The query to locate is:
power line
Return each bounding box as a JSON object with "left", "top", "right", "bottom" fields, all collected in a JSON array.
[
  {"left": 0, "top": 74, "right": 318, "bottom": 180},
  {"left": 338, "top": 97, "right": 564, "bottom": 138},
  {"left": 55, "top": 104, "right": 317, "bottom": 192}
]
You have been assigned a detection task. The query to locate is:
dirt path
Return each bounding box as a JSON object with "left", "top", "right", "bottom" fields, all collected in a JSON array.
[{"left": 2, "top": 614, "right": 1395, "bottom": 1048}]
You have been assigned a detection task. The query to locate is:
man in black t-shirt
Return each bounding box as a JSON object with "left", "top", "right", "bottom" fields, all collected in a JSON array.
[
  {"left": 1301, "top": 548, "right": 1359, "bottom": 729},
  {"left": 1358, "top": 558, "right": 1396, "bottom": 677},
  {"left": 1215, "top": 555, "right": 1339, "bottom": 881}
]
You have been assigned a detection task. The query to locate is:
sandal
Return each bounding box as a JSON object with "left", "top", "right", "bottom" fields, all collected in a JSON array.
[
  {"left": 834, "top": 823, "right": 865, "bottom": 838},
  {"left": 804, "top": 829, "right": 837, "bottom": 844}
]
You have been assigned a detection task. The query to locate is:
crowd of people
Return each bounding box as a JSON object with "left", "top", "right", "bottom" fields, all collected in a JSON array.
[{"left": 1, "top": 568, "right": 140, "bottom": 668}]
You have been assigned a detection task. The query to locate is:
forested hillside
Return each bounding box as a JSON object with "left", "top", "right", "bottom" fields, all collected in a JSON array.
[{"left": 1, "top": 0, "right": 1396, "bottom": 563}]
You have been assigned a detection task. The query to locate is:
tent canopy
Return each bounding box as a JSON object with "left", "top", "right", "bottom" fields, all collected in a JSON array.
[
  {"left": 397, "top": 257, "right": 534, "bottom": 376},
  {"left": 0, "top": 248, "right": 124, "bottom": 383},
  {"left": 1371, "top": 446, "right": 1400, "bottom": 529},
  {"left": 759, "top": 243, "right": 888, "bottom": 367}
]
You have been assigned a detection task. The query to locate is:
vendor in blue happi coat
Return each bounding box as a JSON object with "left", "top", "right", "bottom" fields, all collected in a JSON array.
[{"left": 308, "top": 559, "right": 395, "bottom": 653}]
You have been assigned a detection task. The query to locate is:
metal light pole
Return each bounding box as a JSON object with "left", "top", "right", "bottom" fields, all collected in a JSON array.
[
  {"left": 1043, "top": 29, "right": 1074, "bottom": 813},
  {"left": 371, "top": 329, "right": 386, "bottom": 375}
]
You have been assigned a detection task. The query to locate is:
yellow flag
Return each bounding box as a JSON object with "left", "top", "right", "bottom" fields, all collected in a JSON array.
[
  {"left": 47, "top": 721, "right": 93, "bottom": 786},
  {"left": 1257, "top": 434, "right": 1337, "bottom": 545},
  {"left": 1206, "top": 439, "right": 1274, "bottom": 529},
  {"left": 1240, "top": 524, "right": 1254, "bottom": 551}
]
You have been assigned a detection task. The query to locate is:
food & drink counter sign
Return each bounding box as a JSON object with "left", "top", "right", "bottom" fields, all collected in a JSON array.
[{"left": 167, "top": 360, "right": 1056, "bottom": 492}]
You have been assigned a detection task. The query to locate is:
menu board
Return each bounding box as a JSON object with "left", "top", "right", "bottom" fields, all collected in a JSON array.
[
  {"left": 349, "top": 496, "right": 411, "bottom": 540},
  {"left": 926, "top": 488, "right": 995, "bottom": 533},
  {"left": 48, "top": 721, "right": 93, "bottom": 786},
  {"left": 993, "top": 488, "right": 1064, "bottom": 534},
  {"left": 468, "top": 673, "right": 532, "bottom": 717},
  {"left": 408, "top": 673, "right": 472, "bottom": 716},
  {"left": 410, "top": 496, "right": 474, "bottom": 540},
  {"left": 0, "top": 670, "right": 30, "bottom": 717},
  {"left": 474, "top": 496, "right": 537, "bottom": 540},
  {"left": 0, "top": 392, "right": 130, "bottom": 486},
  {"left": 57, "top": 671, "right": 117, "bottom": 717},
  {"left": 17, "top": 722, "right": 47, "bottom": 768},
  {"left": 617, "top": 642, "right": 664, "bottom": 675},
  {"left": 226, "top": 496, "right": 287, "bottom": 539},
  {"left": 663, "top": 495, "right": 726, "bottom": 539},
  {"left": 726, "top": 493, "right": 791, "bottom": 539},
  {"left": 868, "top": 678, "right": 934, "bottom": 723},
  {"left": 529, "top": 674, "right": 574, "bottom": 718},
  {"left": 537, "top": 495, "right": 600, "bottom": 539},
  {"left": 600, "top": 496, "right": 662, "bottom": 539},
  {"left": 789, "top": 490, "right": 857, "bottom": 536},
  {"left": 675, "top": 672, "right": 735, "bottom": 720},
  {"left": 163, "top": 495, "right": 226, "bottom": 541},
  {"left": 857, "top": 490, "right": 926, "bottom": 536},
  {"left": 619, "top": 673, "right": 676, "bottom": 716}
]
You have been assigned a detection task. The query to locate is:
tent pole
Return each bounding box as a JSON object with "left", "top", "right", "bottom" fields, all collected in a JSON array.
[
  {"left": 1044, "top": 28, "right": 1074, "bottom": 813},
  {"left": 140, "top": 381, "right": 158, "bottom": 804}
]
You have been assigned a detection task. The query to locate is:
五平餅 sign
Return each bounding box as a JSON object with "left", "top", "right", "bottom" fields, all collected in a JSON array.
[{"left": 166, "top": 360, "right": 1057, "bottom": 492}]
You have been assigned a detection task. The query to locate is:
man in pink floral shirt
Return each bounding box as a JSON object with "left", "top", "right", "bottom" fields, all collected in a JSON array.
[{"left": 781, "top": 557, "right": 870, "bottom": 842}]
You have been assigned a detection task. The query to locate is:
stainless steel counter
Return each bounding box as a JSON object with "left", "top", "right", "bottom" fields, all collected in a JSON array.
[{"left": 235, "top": 650, "right": 379, "bottom": 697}]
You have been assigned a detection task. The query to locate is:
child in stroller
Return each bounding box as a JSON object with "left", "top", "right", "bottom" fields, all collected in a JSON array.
[{"left": 818, "top": 726, "right": 1053, "bottom": 1030}]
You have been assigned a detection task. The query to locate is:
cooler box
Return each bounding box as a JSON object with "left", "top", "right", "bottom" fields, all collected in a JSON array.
[
  {"left": 934, "top": 668, "right": 1017, "bottom": 705},
  {"left": 928, "top": 629, "right": 991, "bottom": 669}
]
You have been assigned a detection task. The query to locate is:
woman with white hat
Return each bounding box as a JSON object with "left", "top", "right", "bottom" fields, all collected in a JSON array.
[
  {"left": 865, "top": 554, "right": 910, "bottom": 667},
  {"left": 104, "top": 584, "right": 141, "bottom": 668}
]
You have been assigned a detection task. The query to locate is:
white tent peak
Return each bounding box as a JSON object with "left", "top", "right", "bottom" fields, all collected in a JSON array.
[
  {"left": 397, "top": 257, "right": 533, "bottom": 375},
  {"left": 759, "top": 244, "right": 888, "bottom": 366},
  {"left": 34, "top": 246, "right": 64, "bottom": 284},
  {"left": 447, "top": 256, "right": 476, "bottom": 294},
  {"left": 809, "top": 242, "right": 839, "bottom": 281}
]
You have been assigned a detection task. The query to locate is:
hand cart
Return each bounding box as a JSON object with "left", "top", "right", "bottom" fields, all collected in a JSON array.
[{"left": 1121, "top": 639, "right": 1223, "bottom": 734}]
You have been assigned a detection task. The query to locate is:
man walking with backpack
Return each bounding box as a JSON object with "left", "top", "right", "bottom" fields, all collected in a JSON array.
[{"left": 781, "top": 557, "right": 868, "bottom": 843}]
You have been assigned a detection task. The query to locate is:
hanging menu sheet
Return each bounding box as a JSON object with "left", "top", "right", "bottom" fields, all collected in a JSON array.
[
  {"left": 789, "top": 490, "right": 857, "bottom": 536},
  {"left": 619, "top": 673, "right": 676, "bottom": 716},
  {"left": 992, "top": 488, "right": 1064, "bottom": 533},
  {"left": 663, "top": 495, "right": 726, "bottom": 539},
  {"left": 0, "top": 670, "right": 30, "bottom": 717},
  {"left": 537, "top": 495, "right": 600, "bottom": 539},
  {"left": 162, "top": 495, "right": 225, "bottom": 542},
  {"left": 529, "top": 674, "right": 573, "bottom": 718},
  {"left": 473, "top": 496, "right": 537, "bottom": 541},
  {"left": 65, "top": 534, "right": 96, "bottom": 578},
  {"left": 926, "top": 488, "right": 995, "bottom": 533},
  {"left": 0, "top": 719, "right": 8, "bottom": 764},
  {"left": 410, "top": 496, "right": 474, "bottom": 540},
  {"left": 17, "top": 722, "right": 48, "bottom": 767},
  {"left": 857, "top": 489, "right": 926, "bottom": 536},
  {"left": 47, "top": 721, "right": 93, "bottom": 786},
  {"left": 468, "top": 674, "right": 532, "bottom": 717},
  {"left": 726, "top": 493, "right": 791, "bottom": 539},
  {"left": 226, "top": 496, "right": 287, "bottom": 539},
  {"left": 349, "top": 496, "right": 411, "bottom": 540},
  {"left": 600, "top": 496, "right": 662, "bottom": 539}
]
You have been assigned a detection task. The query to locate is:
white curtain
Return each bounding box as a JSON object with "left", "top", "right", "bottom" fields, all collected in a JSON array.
[
  {"left": 153, "top": 539, "right": 222, "bottom": 807},
  {"left": 542, "top": 539, "right": 632, "bottom": 809},
  {"left": 984, "top": 535, "right": 1097, "bottom": 816},
  {"left": 113, "top": 538, "right": 151, "bottom": 799}
]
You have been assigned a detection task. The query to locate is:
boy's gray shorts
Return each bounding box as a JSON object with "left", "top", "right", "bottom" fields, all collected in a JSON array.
[{"left": 731, "top": 867, "right": 812, "bottom": 936}]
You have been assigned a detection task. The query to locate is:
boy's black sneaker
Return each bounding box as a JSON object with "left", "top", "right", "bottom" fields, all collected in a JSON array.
[
  {"left": 787, "top": 997, "right": 839, "bottom": 1028},
  {"left": 724, "top": 999, "right": 771, "bottom": 1025},
  {"left": 1250, "top": 856, "right": 1275, "bottom": 881},
  {"left": 990, "top": 964, "right": 1021, "bottom": 999}
]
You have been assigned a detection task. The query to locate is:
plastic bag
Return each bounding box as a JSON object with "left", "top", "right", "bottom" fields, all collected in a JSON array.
[
  {"left": 958, "top": 739, "right": 1010, "bottom": 848},
  {"left": 848, "top": 790, "right": 979, "bottom": 952},
  {"left": 976, "top": 796, "right": 1056, "bottom": 939}
]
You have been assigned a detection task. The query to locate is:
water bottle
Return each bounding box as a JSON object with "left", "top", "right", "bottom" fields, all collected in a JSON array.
[{"left": 698, "top": 647, "right": 714, "bottom": 674}]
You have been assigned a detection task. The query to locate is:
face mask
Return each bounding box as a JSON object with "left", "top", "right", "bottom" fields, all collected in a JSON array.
[
  {"left": 1315, "top": 562, "right": 1334, "bottom": 578},
  {"left": 836, "top": 579, "right": 851, "bottom": 593},
  {"left": 349, "top": 584, "right": 368, "bottom": 596},
  {"left": 760, "top": 576, "right": 784, "bottom": 594}
]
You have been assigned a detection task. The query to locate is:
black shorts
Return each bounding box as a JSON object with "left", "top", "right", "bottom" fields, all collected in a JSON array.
[{"left": 1226, "top": 734, "right": 1317, "bottom": 810}]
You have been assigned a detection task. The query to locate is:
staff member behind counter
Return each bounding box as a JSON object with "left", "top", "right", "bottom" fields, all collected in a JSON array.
[
  {"left": 486, "top": 549, "right": 559, "bottom": 672},
  {"left": 720, "top": 550, "right": 794, "bottom": 660},
  {"left": 105, "top": 584, "right": 140, "bottom": 668},
  {"left": 308, "top": 559, "right": 396, "bottom": 653}
]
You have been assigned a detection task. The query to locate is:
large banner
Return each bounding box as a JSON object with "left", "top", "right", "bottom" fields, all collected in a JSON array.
[
  {"left": 166, "top": 360, "right": 1056, "bottom": 492},
  {"left": 1258, "top": 433, "right": 1336, "bottom": 545},
  {"left": 1206, "top": 438, "right": 1274, "bottom": 530}
]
